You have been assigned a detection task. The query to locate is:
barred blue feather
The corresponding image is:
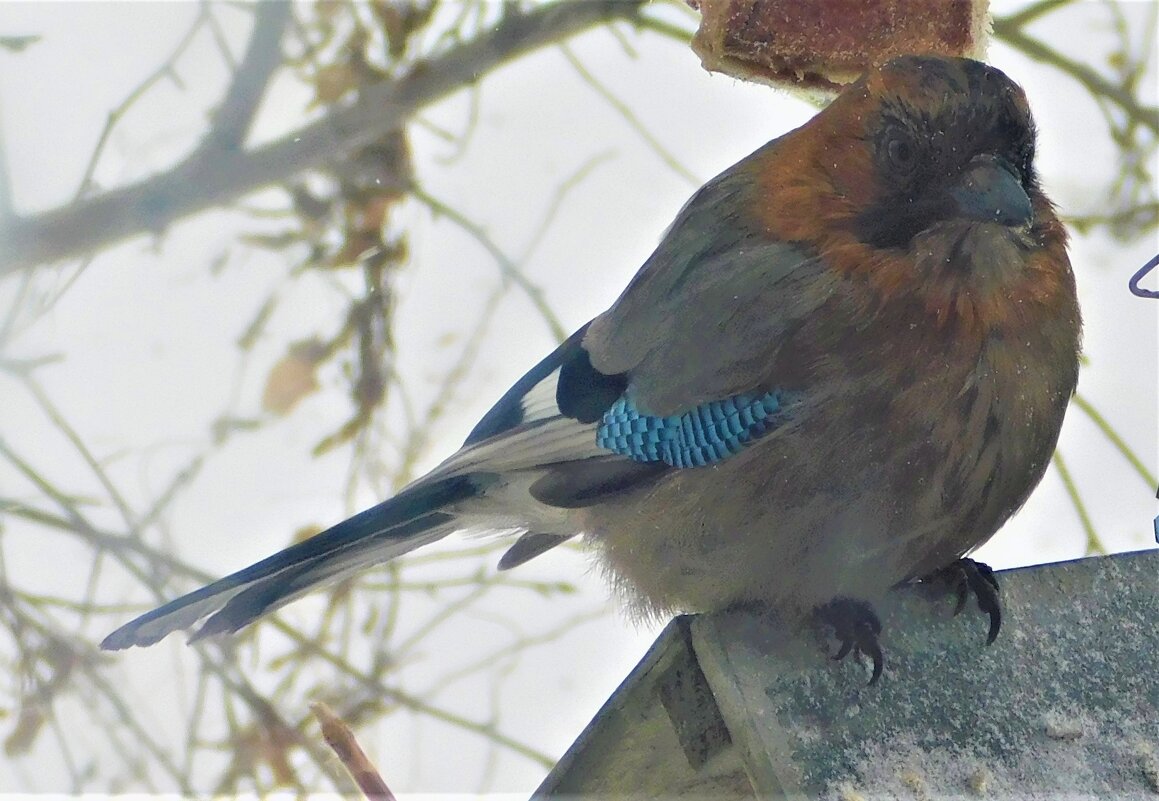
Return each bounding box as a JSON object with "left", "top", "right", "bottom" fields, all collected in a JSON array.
[{"left": 596, "top": 391, "right": 787, "bottom": 468}]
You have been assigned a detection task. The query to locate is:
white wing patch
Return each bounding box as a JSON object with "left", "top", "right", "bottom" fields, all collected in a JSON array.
[
  {"left": 421, "top": 363, "right": 610, "bottom": 480},
  {"left": 519, "top": 366, "right": 561, "bottom": 424},
  {"left": 431, "top": 414, "right": 607, "bottom": 479}
]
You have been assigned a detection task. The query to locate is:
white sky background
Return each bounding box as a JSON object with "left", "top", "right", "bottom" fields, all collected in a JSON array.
[{"left": 0, "top": 0, "right": 1156, "bottom": 796}]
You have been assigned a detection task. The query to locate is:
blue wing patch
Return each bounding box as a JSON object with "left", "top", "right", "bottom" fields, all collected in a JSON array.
[{"left": 596, "top": 391, "right": 788, "bottom": 468}]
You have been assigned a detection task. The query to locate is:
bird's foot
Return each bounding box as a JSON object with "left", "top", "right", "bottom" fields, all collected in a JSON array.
[
  {"left": 813, "top": 597, "right": 884, "bottom": 685},
  {"left": 919, "top": 557, "right": 1001, "bottom": 645}
]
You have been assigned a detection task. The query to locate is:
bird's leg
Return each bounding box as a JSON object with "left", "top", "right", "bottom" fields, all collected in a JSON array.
[
  {"left": 918, "top": 557, "right": 1002, "bottom": 645},
  {"left": 813, "top": 597, "right": 884, "bottom": 685}
]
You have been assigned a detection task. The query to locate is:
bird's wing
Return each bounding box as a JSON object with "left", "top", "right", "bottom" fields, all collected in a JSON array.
[
  {"left": 420, "top": 323, "right": 664, "bottom": 499},
  {"left": 425, "top": 150, "right": 833, "bottom": 506},
  {"left": 584, "top": 149, "right": 836, "bottom": 416}
]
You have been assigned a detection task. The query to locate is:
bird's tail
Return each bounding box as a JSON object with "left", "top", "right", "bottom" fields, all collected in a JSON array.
[{"left": 100, "top": 475, "right": 479, "bottom": 649}]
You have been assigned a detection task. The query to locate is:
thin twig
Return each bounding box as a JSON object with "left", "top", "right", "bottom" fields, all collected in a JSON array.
[
  {"left": 272, "top": 623, "right": 556, "bottom": 768},
  {"left": 996, "top": 0, "right": 1078, "bottom": 31},
  {"left": 1051, "top": 450, "right": 1106, "bottom": 556},
  {"left": 311, "top": 702, "right": 397, "bottom": 801},
  {"left": 72, "top": 5, "right": 212, "bottom": 201},
  {"left": 1071, "top": 393, "right": 1157, "bottom": 490},
  {"left": 0, "top": 0, "right": 648, "bottom": 275},
  {"left": 559, "top": 42, "right": 700, "bottom": 186},
  {"left": 411, "top": 187, "right": 568, "bottom": 341},
  {"left": 992, "top": 18, "right": 1159, "bottom": 135},
  {"left": 518, "top": 149, "right": 617, "bottom": 263}
]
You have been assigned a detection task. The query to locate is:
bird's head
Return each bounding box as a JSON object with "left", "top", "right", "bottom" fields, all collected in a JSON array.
[
  {"left": 754, "top": 55, "right": 1072, "bottom": 331},
  {"left": 850, "top": 55, "right": 1040, "bottom": 248}
]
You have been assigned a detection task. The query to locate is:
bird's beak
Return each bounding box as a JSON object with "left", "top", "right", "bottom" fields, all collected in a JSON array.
[{"left": 949, "top": 155, "right": 1033, "bottom": 227}]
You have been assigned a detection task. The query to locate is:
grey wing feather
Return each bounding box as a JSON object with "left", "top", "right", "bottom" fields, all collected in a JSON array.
[
  {"left": 429, "top": 415, "right": 608, "bottom": 480},
  {"left": 498, "top": 532, "right": 575, "bottom": 570},
  {"left": 583, "top": 147, "right": 834, "bottom": 416}
]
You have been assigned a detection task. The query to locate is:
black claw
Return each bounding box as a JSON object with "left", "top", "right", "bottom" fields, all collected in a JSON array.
[
  {"left": 984, "top": 604, "right": 1001, "bottom": 645},
  {"left": 832, "top": 638, "right": 853, "bottom": 661},
  {"left": 972, "top": 573, "right": 1001, "bottom": 645},
  {"left": 921, "top": 558, "right": 1002, "bottom": 645},
  {"left": 950, "top": 581, "right": 969, "bottom": 617},
  {"left": 977, "top": 561, "right": 1001, "bottom": 593},
  {"left": 864, "top": 635, "right": 884, "bottom": 685},
  {"left": 814, "top": 598, "right": 885, "bottom": 686}
]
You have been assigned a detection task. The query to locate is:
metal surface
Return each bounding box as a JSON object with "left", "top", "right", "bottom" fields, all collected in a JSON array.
[{"left": 535, "top": 550, "right": 1159, "bottom": 799}]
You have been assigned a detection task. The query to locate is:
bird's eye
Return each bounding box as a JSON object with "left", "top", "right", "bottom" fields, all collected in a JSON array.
[{"left": 887, "top": 135, "right": 917, "bottom": 172}]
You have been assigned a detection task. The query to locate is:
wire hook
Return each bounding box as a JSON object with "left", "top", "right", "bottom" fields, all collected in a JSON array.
[{"left": 1129, "top": 252, "right": 1159, "bottom": 298}]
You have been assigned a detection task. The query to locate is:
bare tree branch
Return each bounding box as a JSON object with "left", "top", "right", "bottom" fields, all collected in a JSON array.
[
  {"left": 193, "top": 1, "right": 292, "bottom": 160},
  {"left": 0, "top": 0, "right": 646, "bottom": 276}
]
